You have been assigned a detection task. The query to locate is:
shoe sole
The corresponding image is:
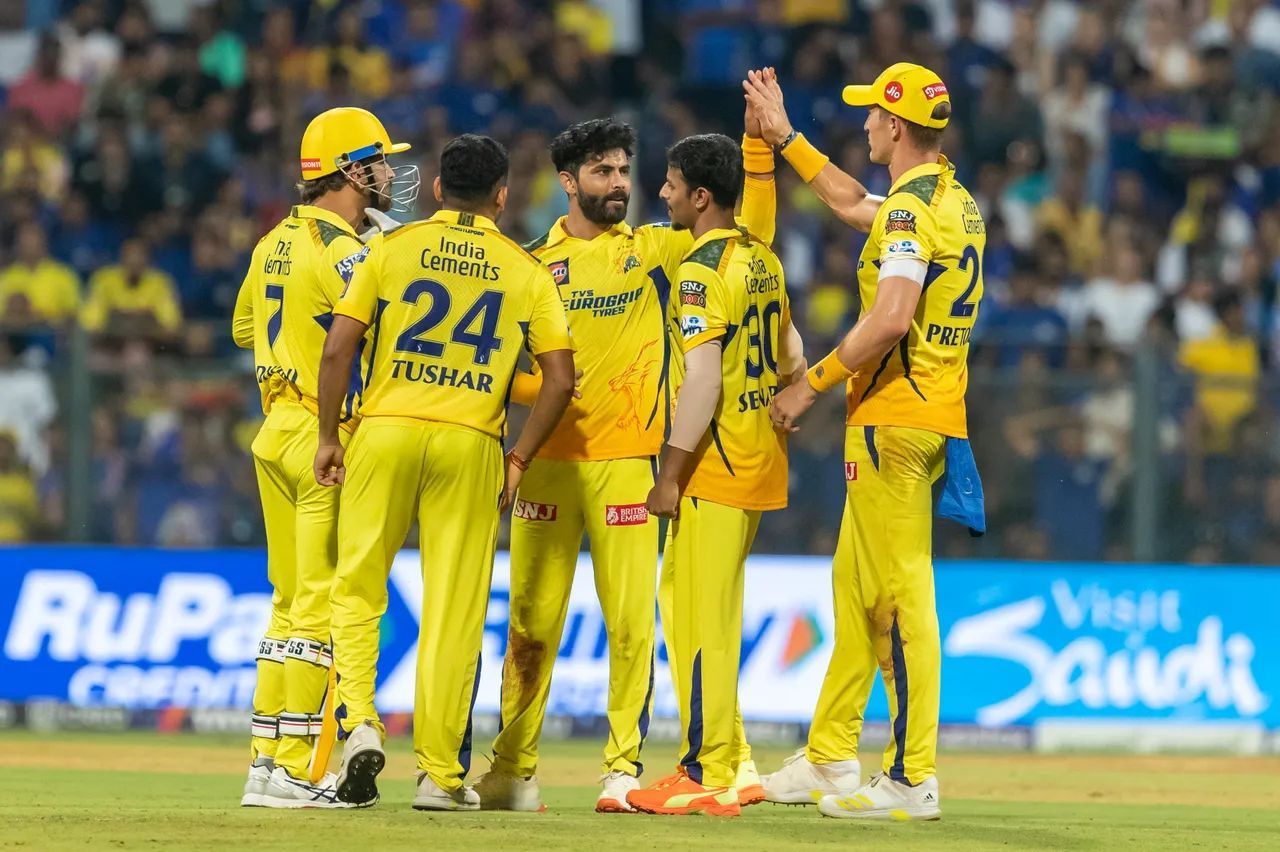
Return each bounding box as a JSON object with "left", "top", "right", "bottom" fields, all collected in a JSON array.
[
  {"left": 337, "top": 749, "right": 385, "bottom": 806},
  {"left": 412, "top": 799, "right": 480, "bottom": 812},
  {"left": 595, "top": 797, "right": 636, "bottom": 814},
  {"left": 240, "top": 794, "right": 267, "bottom": 807},
  {"left": 737, "top": 784, "right": 766, "bottom": 807},
  {"left": 629, "top": 801, "right": 741, "bottom": 817},
  {"left": 766, "top": 789, "right": 832, "bottom": 805},
  {"left": 260, "top": 795, "right": 355, "bottom": 810},
  {"left": 819, "top": 805, "right": 941, "bottom": 821}
]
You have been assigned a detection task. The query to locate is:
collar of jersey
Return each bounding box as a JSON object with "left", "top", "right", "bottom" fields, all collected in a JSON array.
[
  {"left": 291, "top": 204, "right": 358, "bottom": 237},
  {"left": 544, "top": 216, "right": 631, "bottom": 248},
  {"left": 688, "top": 225, "right": 746, "bottom": 253},
  {"left": 428, "top": 209, "right": 500, "bottom": 231},
  {"left": 888, "top": 154, "right": 955, "bottom": 195}
]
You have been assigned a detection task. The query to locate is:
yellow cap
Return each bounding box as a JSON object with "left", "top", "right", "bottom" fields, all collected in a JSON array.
[
  {"left": 299, "top": 107, "right": 411, "bottom": 180},
  {"left": 842, "top": 62, "right": 951, "bottom": 129}
]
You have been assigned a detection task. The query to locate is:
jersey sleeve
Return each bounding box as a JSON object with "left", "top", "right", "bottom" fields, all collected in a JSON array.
[
  {"left": 524, "top": 265, "right": 572, "bottom": 356},
  {"left": 321, "top": 234, "right": 371, "bottom": 304},
  {"left": 676, "top": 261, "right": 729, "bottom": 352},
  {"left": 877, "top": 193, "right": 936, "bottom": 265},
  {"left": 738, "top": 174, "right": 777, "bottom": 247},
  {"left": 332, "top": 233, "right": 383, "bottom": 325},
  {"left": 231, "top": 268, "right": 255, "bottom": 349},
  {"left": 640, "top": 224, "right": 695, "bottom": 281}
]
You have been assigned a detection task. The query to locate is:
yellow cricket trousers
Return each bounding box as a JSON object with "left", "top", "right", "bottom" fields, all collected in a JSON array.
[
  {"left": 493, "top": 457, "right": 659, "bottom": 778},
  {"left": 805, "top": 425, "right": 945, "bottom": 786},
  {"left": 329, "top": 416, "right": 503, "bottom": 793},
  {"left": 249, "top": 402, "right": 344, "bottom": 778},
  {"left": 665, "top": 497, "right": 759, "bottom": 788}
]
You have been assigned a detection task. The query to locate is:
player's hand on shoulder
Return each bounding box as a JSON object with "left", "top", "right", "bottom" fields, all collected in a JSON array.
[
  {"left": 645, "top": 479, "right": 681, "bottom": 520},
  {"left": 314, "top": 443, "right": 346, "bottom": 486}
]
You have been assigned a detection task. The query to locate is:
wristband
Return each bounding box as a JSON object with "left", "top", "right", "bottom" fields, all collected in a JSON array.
[
  {"left": 506, "top": 450, "right": 530, "bottom": 472},
  {"left": 741, "top": 134, "right": 774, "bottom": 173},
  {"left": 805, "top": 350, "right": 853, "bottom": 393},
  {"left": 780, "top": 133, "right": 830, "bottom": 183}
]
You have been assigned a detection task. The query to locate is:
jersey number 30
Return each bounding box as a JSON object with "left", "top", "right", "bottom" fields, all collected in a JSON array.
[{"left": 395, "top": 278, "right": 504, "bottom": 365}]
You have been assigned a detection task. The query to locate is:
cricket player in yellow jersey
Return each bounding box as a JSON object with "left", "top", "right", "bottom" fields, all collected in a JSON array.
[
  {"left": 623, "top": 134, "right": 805, "bottom": 817},
  {"left": 749, "top": 64, "right": 988, "bottom": 821},
  {"left": 314, "top": 134, "right": 575, "bottom": 811},
  {"left": 231, "top": 106, "right": 417, "bottom": 809},
  {"left": 477, "top": 108, "right": 778, "bottom": 813}
]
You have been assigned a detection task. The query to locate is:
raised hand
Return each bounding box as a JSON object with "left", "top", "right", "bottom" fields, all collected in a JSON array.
[{"left": 743, "top": 67, "right": 793, "bottom": 147}]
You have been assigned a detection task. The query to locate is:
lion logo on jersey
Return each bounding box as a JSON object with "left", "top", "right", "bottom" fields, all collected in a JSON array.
[{"left": 608, "top": 338, "right": 659, "bottom": 435}]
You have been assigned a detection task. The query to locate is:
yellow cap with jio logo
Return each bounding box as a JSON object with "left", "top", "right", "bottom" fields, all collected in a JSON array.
[{"left": 842, "top": 62, "right": 951, "bottom": 128}]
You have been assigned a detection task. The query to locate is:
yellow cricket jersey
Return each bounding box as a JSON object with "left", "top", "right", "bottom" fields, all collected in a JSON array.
[
  {"left": 847, "top": 156, "right": 985, "bottom": 439},
  {"left": 333, "top": 209, "right": 572, "bottom": 440},
  {"left": 524, "top": 176, "right": 776, "bottom": 462},
  {"left": 232, "top": 204, "right": 370, "bottom": 430},
  {"left": 678, "top": 227, "right": 790, "bottom": 511},
  {"left": 81, "top": 266, "right": 182, "bottom": 333},
  {"left": 0, "top": 260, "right": 80, "bottom": 323}
]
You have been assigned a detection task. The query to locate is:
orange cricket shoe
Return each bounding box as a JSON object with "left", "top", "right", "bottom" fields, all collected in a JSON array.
[
  {"left": 626, "top": 770, "right": 742, "bottom": 817},
  {"left": 735, "top": 760, "right": 765, "bottom": 807}
]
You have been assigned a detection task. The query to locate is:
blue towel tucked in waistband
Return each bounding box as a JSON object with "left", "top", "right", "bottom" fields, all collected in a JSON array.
[{"left": 938, "top": 438, "right": 986, "bottom": 537}]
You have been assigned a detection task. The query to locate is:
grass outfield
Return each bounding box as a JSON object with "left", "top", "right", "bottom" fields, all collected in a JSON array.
[{"left": 2, "top": 732, "right": 1277, "bottom": 851}]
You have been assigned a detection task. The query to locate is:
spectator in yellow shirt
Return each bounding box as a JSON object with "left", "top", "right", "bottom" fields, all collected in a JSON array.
[
  {"left": 306, "top": 8, "right": 391, "bottom": 98},
  {"left": 0, "top": 222, "right": 80, "bottom": 326},
  {"left": 0, "top": 430, "right": 39, "bottom": 543},
  {"left": 80, "top": 238, "right": 182, "bottom": 337},
  {"left": 1181, "top": 289, "right": 1259, "bottom": 504},
  {"left": 1036, "top": 166, "right": 1104, "bottom": 276}
]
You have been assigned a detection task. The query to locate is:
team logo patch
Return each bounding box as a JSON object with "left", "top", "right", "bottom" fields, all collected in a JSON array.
[
  {"left": 680, "top": 280, "right": 707, "bottom": 308},
  {"left": 622, "top": 254, "right": 641, "bottom": 273},
  {"left": 334, "top": 245, "right": 371, "bottom": 285},
  {"left": 923, "top": 82, "right": 949, "bottom": 100},
  {"left": 605, "top": 503, "right": 649, "bottom": 526},
  {"left": 300, "top": 158, "right": 322, "bottom": 171},
  {"left": 885, "top": 239, "right": 923, "bottom": 258},
  {"left": 886, "top": 209, "right": 917, "bottom": 233},
  {"left": 845, "top": 462, "right": 858, "bottom": 481},
  {"left": 513, "top": 499, "right": 558, "bottom": 521},
  {"left": 549, "top": 259, "right": 570, "bottom": 286},
  {"left": 884, "top": 82, "right": 903, "bottom": 103},
  {"left": 681, "top": 314, "right": 707, "bottom": 339}
]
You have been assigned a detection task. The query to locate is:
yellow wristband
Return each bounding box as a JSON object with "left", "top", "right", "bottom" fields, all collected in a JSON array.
[
  {"left": 780, "top": 133, "right": 830, "bottom": 183},
  {"left": 741, "top": 134, "right": 774, "bottom": 173},
  {"left": 806, "top": 350, "right": 853, "bottom": 393}
]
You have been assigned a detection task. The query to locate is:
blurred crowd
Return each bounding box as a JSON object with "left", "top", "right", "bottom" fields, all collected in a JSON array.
[{"left": 1, "top": 0, "right": 1279, "bottom": 564}]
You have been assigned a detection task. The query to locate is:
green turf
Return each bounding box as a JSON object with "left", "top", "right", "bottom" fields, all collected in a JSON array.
[{"left": 1, "top": 734, "right": 1276, "bottom": 851}]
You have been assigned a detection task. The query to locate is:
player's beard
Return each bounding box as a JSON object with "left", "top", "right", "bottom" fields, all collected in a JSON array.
[{"left": 577, "top": 188, "right": 629, "bottom": 226}]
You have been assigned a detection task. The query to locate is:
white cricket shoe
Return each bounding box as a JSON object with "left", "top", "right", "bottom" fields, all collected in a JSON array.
[
  {"left": 735, "top": 760, "right": 766, "bottom": 806},
  {"left": 261, "top": 767, "right": 354, "bottom": 809},
  {"left": 413, "top": 772, "right": 480, "bottom": 811},
  {"left": 473, "top": 767, "right": 544, "bottom": 812},
  {"left": 818, "top": 773, "right": 941, "bottom": 821},
  {"left": 335, "top": 721, "right": 385, "bottom": 806},
  {"left": 595, "top": 770, "right": 639, "bottom": 813},
  {"left": 240, "top": 757, "right": 273, "bottom": 807},
  {"left": 763, "top": 748, "right": 860, "bottom": 805}
]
